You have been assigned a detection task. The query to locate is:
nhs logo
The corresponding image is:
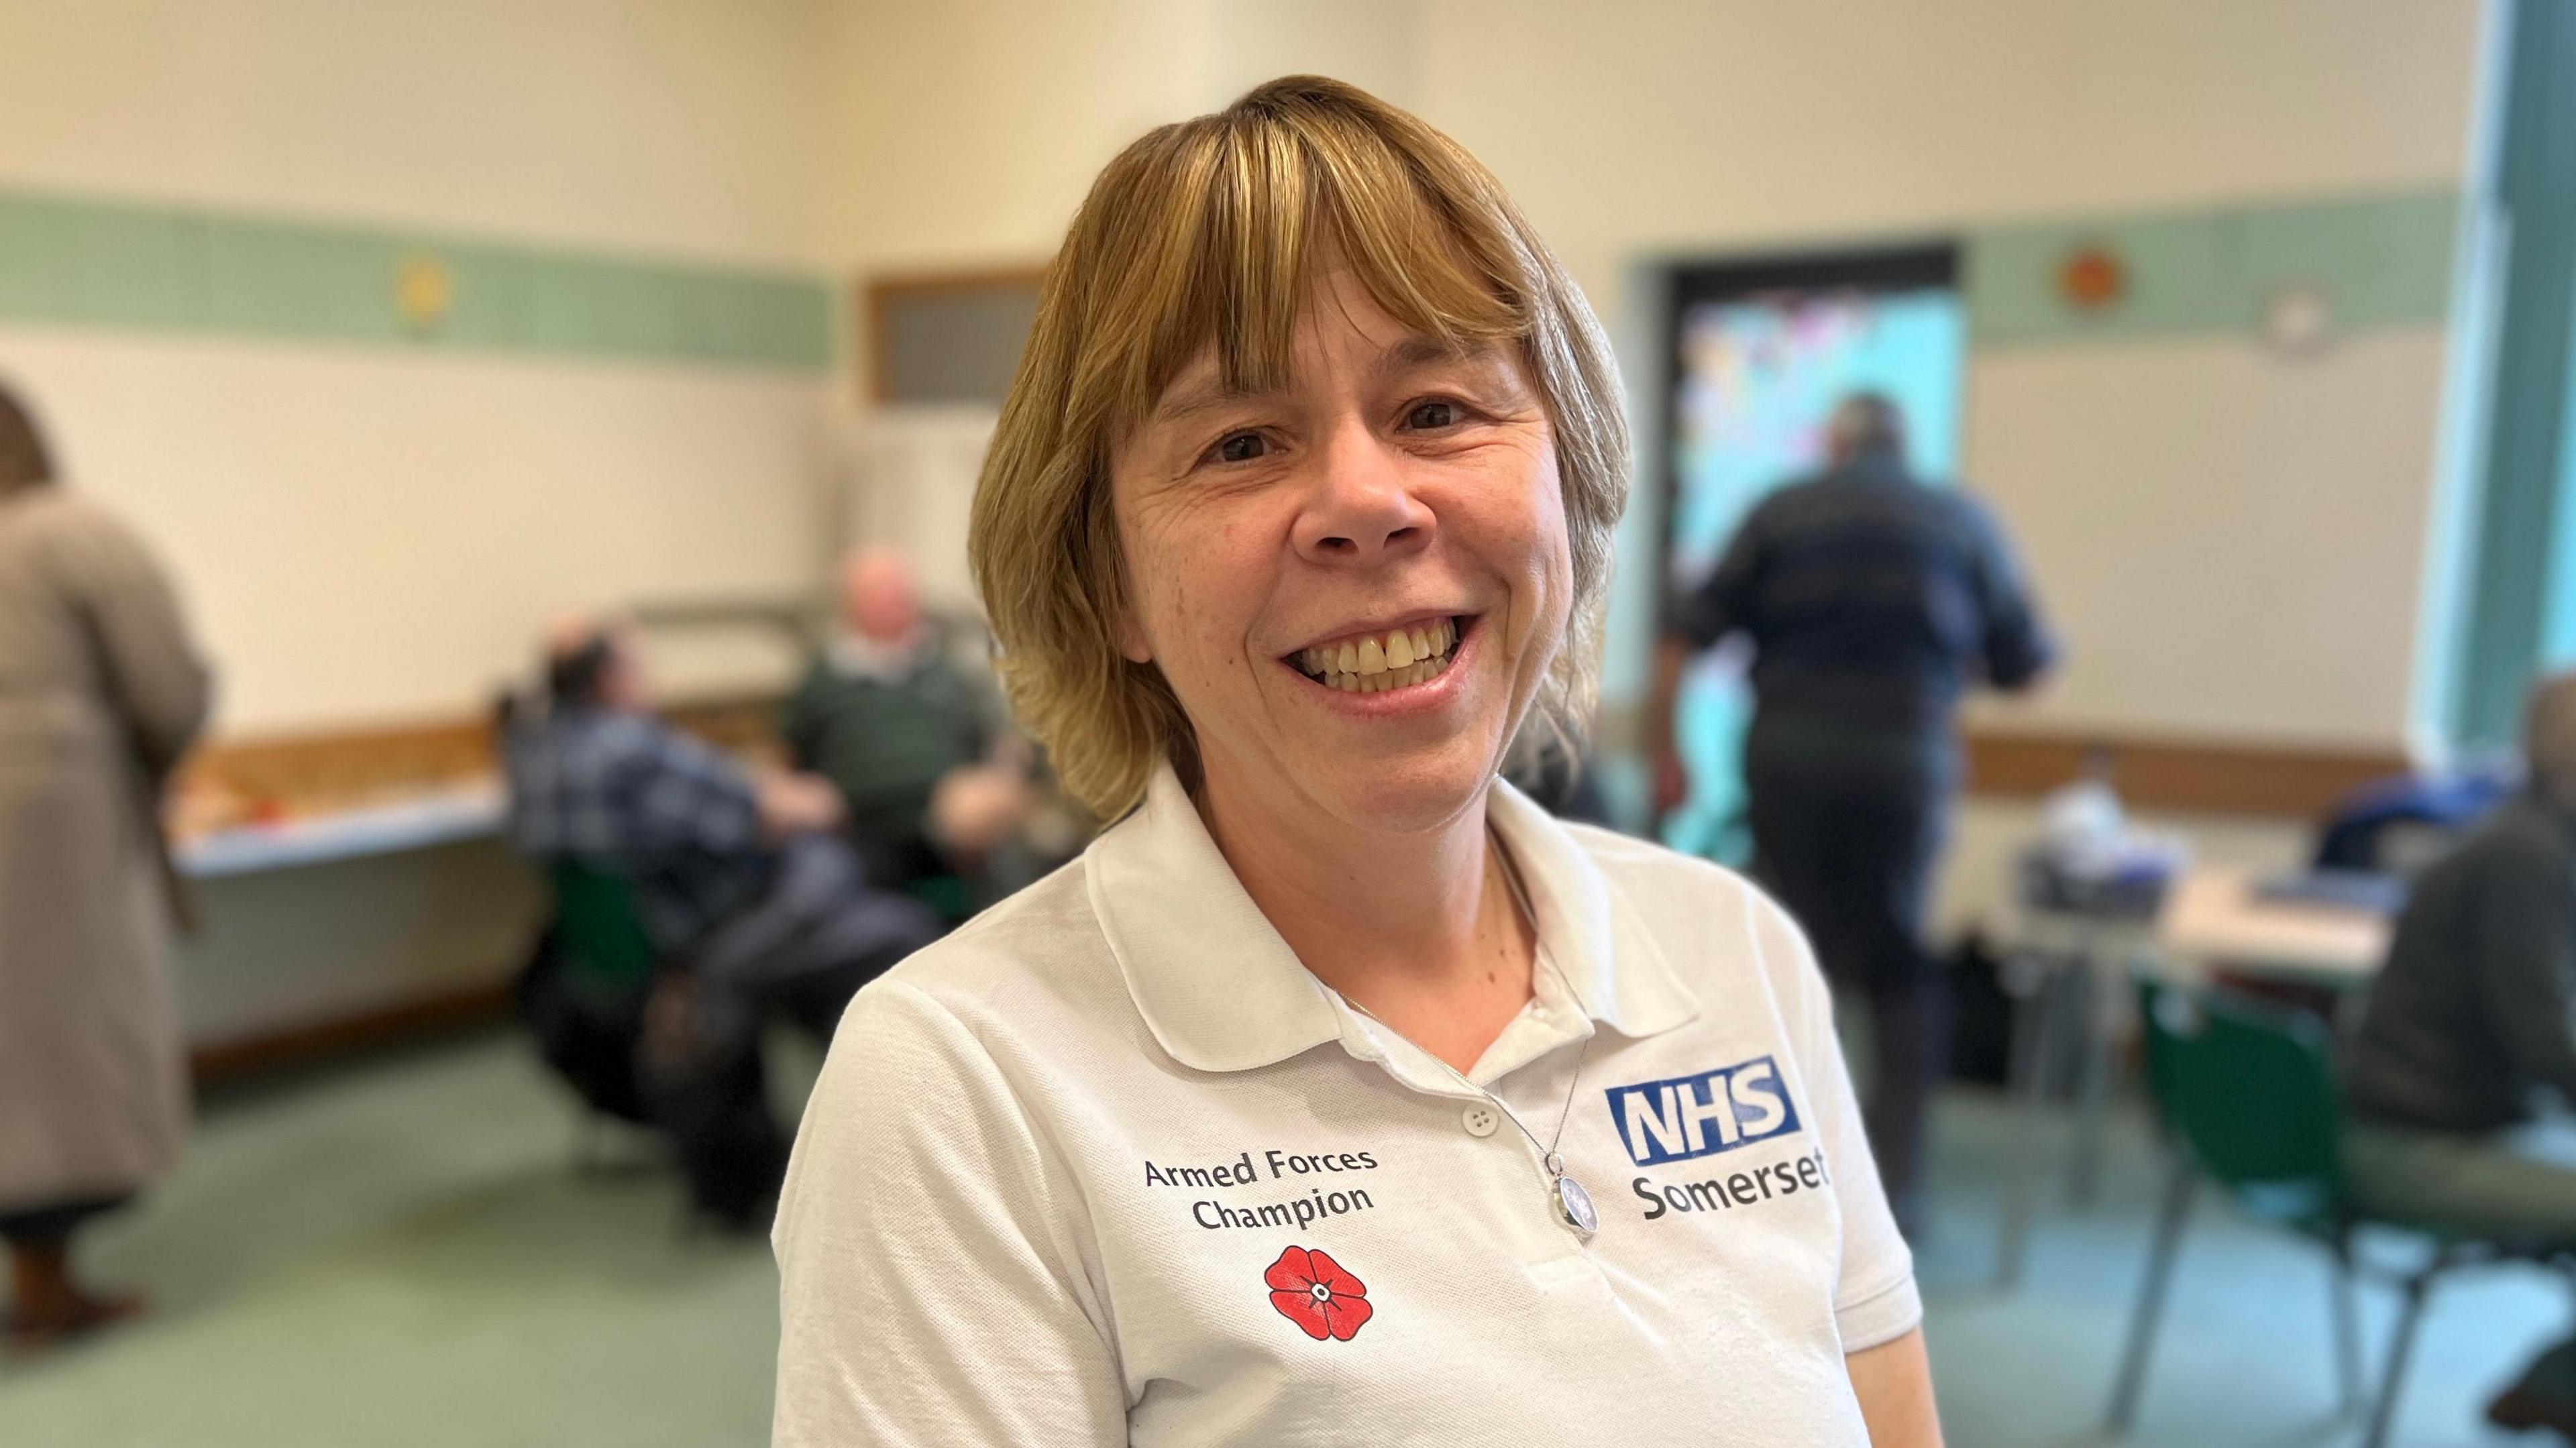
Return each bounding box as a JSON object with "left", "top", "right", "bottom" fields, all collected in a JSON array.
[{"left": 1604, "top": 1056, "right": 1802, "bottom": 1166}]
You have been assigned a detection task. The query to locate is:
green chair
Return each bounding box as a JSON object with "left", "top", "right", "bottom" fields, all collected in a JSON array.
[
  {"left": 549, "top": 860, "right": 659, "bottom": 995},
  {"left": 2106, "top": 979, "right": 2506, "bottom": 1447},
  {"left": 539, "top": 860, "right": 664, "bottom": 1168}
]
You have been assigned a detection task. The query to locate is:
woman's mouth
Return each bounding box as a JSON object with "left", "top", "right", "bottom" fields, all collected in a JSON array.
[{"left": 1287, "top": 616, "right": 1466, "bottom": 694}]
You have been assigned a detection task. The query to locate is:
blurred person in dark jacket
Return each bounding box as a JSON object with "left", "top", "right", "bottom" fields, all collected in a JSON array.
[
  {"left": 1650, "top": 392, "right": 2056, "bottom": 1237},
  {"left": 505, "top": 617, "right": 941, "bottom": 1230},
  {"left": 0, "top": 384, "right": 212, "bottom": 1351},
  {"left": 2345, "top": 669, "right": 2576, "bottom": 1437},
  {"left": 781, "top": 549, "right": 1030, "bottom": 909}
]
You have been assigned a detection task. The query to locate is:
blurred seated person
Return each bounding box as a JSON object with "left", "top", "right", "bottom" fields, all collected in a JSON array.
[
  {"left": 504, "top": 616, "right": 941, "bottom": 1229},
  {"left": 2345, "top": 668, "right": 2576, "bottom": 1437},
  {"left": 782, "top": 549, "right": 1031, "bottom": 910}
]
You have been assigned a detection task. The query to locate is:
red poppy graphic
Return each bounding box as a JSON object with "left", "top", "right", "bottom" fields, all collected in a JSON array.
[{"left": 1265, "top": 1245, "right": 1373, "bottom": 1342}]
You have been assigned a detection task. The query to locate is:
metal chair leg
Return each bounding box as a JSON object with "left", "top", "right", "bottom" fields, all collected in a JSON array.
[
  {"left": 2068, "top": 960, "right": 2115, "bottom": 1207},
  {"left": 2360, "top": 1268, "right": 2438, "bottom": 1448},
  {"left": 1998, "top": 960, "right": 2068, "bottom": 1288},
  {"left": 2328, "top": 1236, "right": 2363, "bottom": 1418},
  {"left": 2106, "top": 1154, "right": 2199, "bottom": 1435}
]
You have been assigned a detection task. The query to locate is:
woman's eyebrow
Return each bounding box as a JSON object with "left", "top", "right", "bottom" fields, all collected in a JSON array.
[
  {"left": 1375, "top": 333, "right": 1497, "bottom": 381},
  {"left": 1149, "top": 376, "right": 1273, "bottom": 431}
]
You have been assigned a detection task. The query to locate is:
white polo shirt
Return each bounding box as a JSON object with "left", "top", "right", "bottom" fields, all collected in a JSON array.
[{"left": 773, "top": 762, "right": 1919, "bottom": 1446}]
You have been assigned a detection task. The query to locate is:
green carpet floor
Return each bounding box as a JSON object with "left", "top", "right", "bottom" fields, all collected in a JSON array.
[{"left": 1, "top": 1027, "right": 2566, "bottom": 1446}]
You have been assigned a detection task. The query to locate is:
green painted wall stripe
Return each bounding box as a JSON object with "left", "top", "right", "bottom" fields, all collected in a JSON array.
[
  {"left": 1966, "top": 189, "right": 2460, "bottom": 347},
  {"left": 0, "top": 185, "right": 2462, "bottom": 365},
  {"left": 0, "top": 188, "right": 831, "bottom": 370}
]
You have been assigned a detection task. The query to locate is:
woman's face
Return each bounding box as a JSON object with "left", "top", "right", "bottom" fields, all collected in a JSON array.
[{"left": 1109, "top": 268, "right": 1572, "bottom": 838}]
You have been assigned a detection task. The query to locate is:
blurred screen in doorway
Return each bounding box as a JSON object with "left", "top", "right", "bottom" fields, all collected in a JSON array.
[{"left": 1662, "top": 250, "right": 1965, "bottom": 860}]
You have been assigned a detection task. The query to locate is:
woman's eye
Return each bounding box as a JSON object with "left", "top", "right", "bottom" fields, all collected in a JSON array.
[
  {"left": 1213, "top": 432, "right": 1269, "bottom": 464},
  {"left": 1406, "top": 400, "right": 1462, "bottom": 430}
]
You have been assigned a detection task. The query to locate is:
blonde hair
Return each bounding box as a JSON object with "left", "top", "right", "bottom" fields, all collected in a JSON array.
[{"left": 969, "top": 75, "right": 1629, "bottom": 818}]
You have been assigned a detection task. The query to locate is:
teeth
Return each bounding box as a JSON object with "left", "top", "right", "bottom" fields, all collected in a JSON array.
[{"left": 1295, "top": 618, "right": 1464, "bottom": 692}]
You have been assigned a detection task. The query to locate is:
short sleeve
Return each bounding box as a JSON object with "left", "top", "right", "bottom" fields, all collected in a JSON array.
[
  {"left": 1747, "top": 889, "right": 1922, "bottom": 1352},
  {"left": 772, "top": 980, "right": 1126, "bottom": 1447},
  {"left": 1960, "top": 492, "right": 2056, "bottom": 690}
]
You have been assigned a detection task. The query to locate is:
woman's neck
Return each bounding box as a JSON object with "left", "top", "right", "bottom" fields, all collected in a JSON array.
[{"left": 1193, "top": 761, "right": 1537, "bottom": 1074}]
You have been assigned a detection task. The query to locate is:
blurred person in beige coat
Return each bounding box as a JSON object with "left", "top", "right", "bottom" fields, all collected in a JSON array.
[{"left": 0, "top": 384, "right": 211, "bottom": 1353}]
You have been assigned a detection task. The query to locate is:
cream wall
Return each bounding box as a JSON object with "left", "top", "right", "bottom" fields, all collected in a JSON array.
[
  {"left": 0, "top": 2, "right": 2504, "bottom": 1038},
  {"left": 822, "top": 0, "right": 2489, "bottom": 754},
  {"left": 1405, "top": 0, "right": 2487, "bottom": 751},
  {"left": 1412, "top": 1, "right": 2480, "bottom": 294},
  {"left": 0, "top": 0, "right": 845, "bottom": 1044},
  {"left": 0, "top": 0, "right": 841, "bottom": 734},
  {"left": 820, "top": 0, "right": 1431, "bottom": 384},
  {"left": 0, "top": 0, "right": 828, "bottom": 268},
  {"left": 1957, "top": 330, "right": 2453, "bottom": 748},
  {"left": 6, "top": 0, "right": 2483, "bottom": 747},
  {"left": 9, "top": 329, "right": 829, "bottom": 729},
  {"left": 816, "top": 0, "right": 2493, "bottom": 930}
]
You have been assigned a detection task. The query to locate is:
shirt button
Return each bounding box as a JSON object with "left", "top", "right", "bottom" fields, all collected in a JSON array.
[{"left": 1461, "top": 1104, "right": 1501, "bottom": 1138}]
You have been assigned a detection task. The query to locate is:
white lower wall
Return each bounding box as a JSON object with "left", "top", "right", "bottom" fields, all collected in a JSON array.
[
  {"left": 1962, "top": 326, "right": 2453, "bottom": 750},
  {"left": 178, "top": 840, "right": 541, "bottom": 1048},
  {"left": 1, "top": 326, "right": 835, "bottom": 734}
]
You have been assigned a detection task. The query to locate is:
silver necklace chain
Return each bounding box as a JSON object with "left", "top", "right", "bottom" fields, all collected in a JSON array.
[
  {"left": 1341, "top": 994, "right": 1592, "bottom": 1178},
  {"left": 1333, "top": 834, "right": 1600, "bottom": 1235}
]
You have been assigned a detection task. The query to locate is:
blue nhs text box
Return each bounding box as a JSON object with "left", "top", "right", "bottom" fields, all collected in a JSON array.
[{"left": 1603, "top": 1056, "right": 1802, "bottom": 1167}]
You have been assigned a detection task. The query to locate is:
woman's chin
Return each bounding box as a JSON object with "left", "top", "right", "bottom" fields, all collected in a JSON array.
[{"left": 1289, "top": 742, "right": 1501, "bottom": 838}]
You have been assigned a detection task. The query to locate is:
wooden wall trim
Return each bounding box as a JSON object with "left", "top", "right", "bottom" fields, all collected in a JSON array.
[
  {"left": 1964, "top": 728, "right": 2414, "bottom": 820},
  {"left": 179, "top": 693, "right": 786, "bottom": 820},
  {"left": 184, "top": 713, "right": 497, "bottom": 805},
  {"left": 190, "top": 703, "right": 2407, "bottom": 826}
]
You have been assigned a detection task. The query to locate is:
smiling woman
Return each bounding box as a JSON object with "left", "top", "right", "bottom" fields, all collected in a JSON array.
[
  {"left": 967, "top": 77, "right": 1627, "bottom": 822},
  {"left": 773, "top": 76, "right": 1941, "bottom": 1448}
]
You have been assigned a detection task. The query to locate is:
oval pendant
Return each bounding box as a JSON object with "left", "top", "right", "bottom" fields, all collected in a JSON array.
[{"left": 1555, "top": 1173, "right": 1599, "bottom": 1237}]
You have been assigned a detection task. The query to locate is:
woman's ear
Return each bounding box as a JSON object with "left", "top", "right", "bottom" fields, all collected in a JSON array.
[
  {"left": 1116, "top": 606, "right": 1153, "bottom": 665},
  {"left": 1106, "top": 536, "right": 1154, "bottom": 663}
]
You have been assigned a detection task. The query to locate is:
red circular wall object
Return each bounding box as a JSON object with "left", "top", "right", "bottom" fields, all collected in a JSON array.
[{"left": 2058, "top": 245, "right": 2128, "bottom": 312}]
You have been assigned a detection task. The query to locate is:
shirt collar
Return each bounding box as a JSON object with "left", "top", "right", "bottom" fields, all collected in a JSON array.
[
  {"left": 1086, "top": 760, "right": 1700, "bottom": 1076},
  {"left": 826, "top": 629, "right": 927, "bottom": 681}
]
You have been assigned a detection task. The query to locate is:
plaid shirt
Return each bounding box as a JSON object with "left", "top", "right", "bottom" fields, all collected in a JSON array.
[{"left": 505, "top": 706, "right": 777, "bottom": 954}]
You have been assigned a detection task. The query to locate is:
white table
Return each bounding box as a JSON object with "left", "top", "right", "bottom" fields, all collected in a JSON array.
[
  {"left": 2153, "top": 865, "right": 2390, "bottom": 990},
  {"left": 1992, "top": 865, "right": 2394, "bottom": 1286},
  {"left": 175, "top": 780, "right": 506, "bottom": 879}
]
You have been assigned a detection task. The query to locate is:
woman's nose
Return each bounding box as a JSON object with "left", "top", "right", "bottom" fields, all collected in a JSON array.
[{"left": 1291, "top": 427, "right": 1433, "bottom": 565}]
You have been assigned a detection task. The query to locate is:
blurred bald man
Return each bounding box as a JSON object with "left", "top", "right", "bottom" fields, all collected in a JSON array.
[
  {"left": 782, "top": 550, "right": 1025, "bottom": 912},
  {"left": 2347, "top": 670, "right": 2576, "bottom": 1434}
]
